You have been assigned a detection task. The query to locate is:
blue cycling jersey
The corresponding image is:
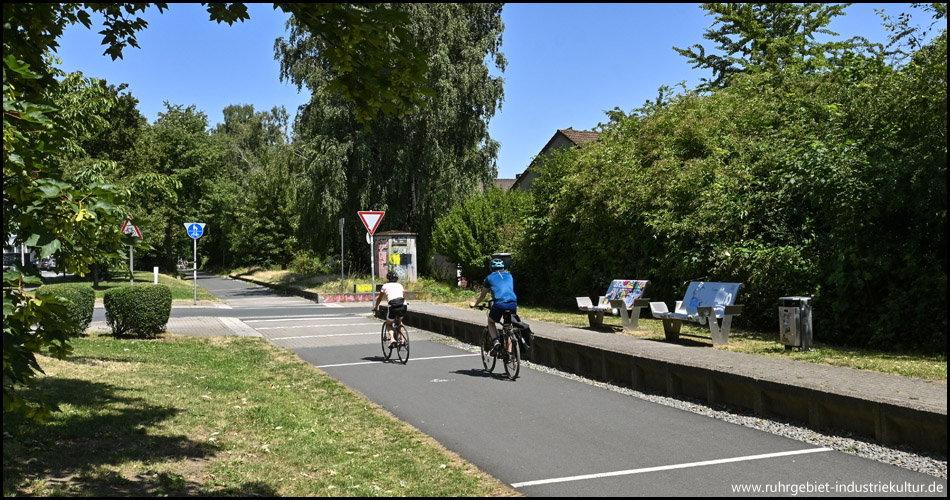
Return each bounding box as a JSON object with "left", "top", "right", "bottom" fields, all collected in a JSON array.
[{"left": 483, "top": 270, "right": 517, "bottom": 303}]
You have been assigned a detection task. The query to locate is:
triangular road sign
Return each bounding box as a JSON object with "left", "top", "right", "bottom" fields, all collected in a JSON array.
[
  {"left": 358, "top": 211, "right": 385, "bottom": 235},
  {"left": 121, "top": 220, "right": 143, "bottom": 238}
]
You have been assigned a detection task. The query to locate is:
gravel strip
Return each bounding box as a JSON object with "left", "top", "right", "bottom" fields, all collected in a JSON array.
[{"left": 430, "top": 332, "right": 948, "bottom": 480}]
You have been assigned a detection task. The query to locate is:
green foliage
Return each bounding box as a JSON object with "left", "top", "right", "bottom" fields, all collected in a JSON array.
[
  {"left": 279, "top": 3, "right": 506, "bottom": 272},
  {"left": 521, "top": 28, "right": 946, "bottom": 353},
  {"left": 34, "top": 284, "right": 95, "bottom": 336},
  {"left": 103, "top": 285, "right": 172, "bottom": 338},
  {"left": 432, "top": 188, "right": 532, "bottom": 285},
  {"left": 208, "top": 105, "right": 298, "bottom": 269},
  {"left": 288, "top": 251, "right": 333, "bottom": 276},
  {"left": 674, "top": 3, "right": 871, "bottom": 90},
  {"left": 1, "top": 1, "right": 451, "bottom": 419}
]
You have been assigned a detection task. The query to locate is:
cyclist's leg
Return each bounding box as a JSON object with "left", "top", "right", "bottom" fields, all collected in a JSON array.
[
  {"left": 384, "top": 309, "right": 396, "bottom": 343},
  {"left": 395, "top": 315, "right": 405, "bottom": 344},
  {"left": 487, "top": 305, "right": 503, "bottom": 351}
]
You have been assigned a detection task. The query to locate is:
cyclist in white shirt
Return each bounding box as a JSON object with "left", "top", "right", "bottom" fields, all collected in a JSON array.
[{"left": 374, "top": 270, "right": 407, "bottom": 347}]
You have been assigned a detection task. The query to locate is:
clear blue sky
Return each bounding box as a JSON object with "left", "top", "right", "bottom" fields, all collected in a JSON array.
[{"left": 53, "top": 3, "right": 928, "bottom": 180}]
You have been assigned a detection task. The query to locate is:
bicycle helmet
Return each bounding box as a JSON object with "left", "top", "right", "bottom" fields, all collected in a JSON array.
[
  {"left": 489, "top": 258, "right": 505, "bottom": 270},
  {"left": 386, "top": 270, "right": 399, "bottom": 282}
]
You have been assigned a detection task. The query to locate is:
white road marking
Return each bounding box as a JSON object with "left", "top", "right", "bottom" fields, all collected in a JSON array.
[
  {"left": 271, "top": 331, "right": 380, "bottom": 340},
  {"left": 243, "top": 314, "right": 369, "bottom": 323},
  {"left": 255, "top": 323, "right": 378, "bottom": 331},
  {"left": 510, "top": 447, "right": 835, "bottom": 488},
  {"left": 317, "top": 353, "right": 479, "bottom": 368}
]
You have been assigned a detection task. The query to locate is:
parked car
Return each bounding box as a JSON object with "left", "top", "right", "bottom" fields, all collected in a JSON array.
[{"left": 38, "top": 257, "right": 55, "bottom": 271}]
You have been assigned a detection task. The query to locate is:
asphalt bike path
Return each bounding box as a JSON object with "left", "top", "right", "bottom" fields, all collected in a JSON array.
[{"left": 112, "top": 273, "right": 945, "bottom": 497}]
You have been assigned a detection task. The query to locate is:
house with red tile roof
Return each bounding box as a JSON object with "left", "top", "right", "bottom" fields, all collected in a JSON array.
[{"left": 509, "top": 128, "right": 601, "bottom": 191}]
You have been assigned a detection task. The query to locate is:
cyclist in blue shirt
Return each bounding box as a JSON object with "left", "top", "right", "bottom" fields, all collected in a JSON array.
[{"left": 469, "top": 258, "right": 517, "bottom": 353}]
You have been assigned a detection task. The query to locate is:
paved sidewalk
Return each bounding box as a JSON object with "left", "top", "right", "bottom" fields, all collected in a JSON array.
[{"left": 89, "top": 315, "right": 261, "bottom": 337}]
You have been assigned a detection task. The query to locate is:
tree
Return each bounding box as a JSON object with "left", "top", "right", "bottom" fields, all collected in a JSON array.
[
  {"left": 278, "top": 3, "right": 506, "bottom": 270},
  {"left": 432, "top": 188, "right": 532, "bottom": 285},
  {"left": 673, "top": 3, "right": 865, "bottom": 90},
  {"left": 3, "top": 1, "right": 444, "bottom": 418},
  {"left": 208, "top": 104, "right": 299, "bottom": 268}
]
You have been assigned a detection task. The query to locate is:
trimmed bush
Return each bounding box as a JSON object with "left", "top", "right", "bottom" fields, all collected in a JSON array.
[
  {"left": 34, "top": 284, "right": 95, "bottom": 336},
  {"left": 103, "top": 285, "right": 172, "bottom": 338}
]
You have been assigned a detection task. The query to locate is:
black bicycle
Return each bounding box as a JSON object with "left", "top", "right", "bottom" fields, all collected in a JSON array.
[
  {"left": 380, "top": 311, "right": 410, "bottom": 364},
  {"left": 473, "top": 300, "right": 526, "bottom": 380}
]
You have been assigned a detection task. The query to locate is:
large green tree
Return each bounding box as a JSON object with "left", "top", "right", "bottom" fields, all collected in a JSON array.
[
  {"left": 3, "top": 2, "right": 437, "bottom": 418},
  {"left": 673, "top": 3, "right": 866, "bottom": 90},
  {"left": 278, "top": 3, "right": 506, "bottom": 271},
  {"left": 207, "top": 104, "right": 299, "bottom": 268}
]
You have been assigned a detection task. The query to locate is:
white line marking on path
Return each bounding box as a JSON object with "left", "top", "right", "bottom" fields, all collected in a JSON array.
[
  {"left": 510, "top": 447, "right": 834, "bottom": 488},
  {"left": 255, "top": 323, "right": 377, "bottom": 331},
  {"left": 271, "top": 332, "right": 379, "bottom": 340},
  {"left": 317, "top": 353, "right": 479, "bottom": 368},
  {"left": 243, "top": 314, "right": 369, "bottom": 323}
]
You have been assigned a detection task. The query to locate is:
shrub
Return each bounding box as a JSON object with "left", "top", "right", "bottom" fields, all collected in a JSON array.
[
  {"left": 289, "top": 251, "right": 333, "bottom": 275},
  {"left": 103, "top": 285, "right": 172, "bottom": 338},
  {"left": 34, "top": 284, "right": 95, "bottom": 336}
]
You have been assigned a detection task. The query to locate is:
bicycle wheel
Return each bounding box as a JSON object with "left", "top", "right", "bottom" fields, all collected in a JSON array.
[
  {"left": 381, "top": 322, "right": 392, "bottom": 360},
  {"left": 396, "top": 324, "right": 410, "bottom": 364},
  {"left": 480, "top": 327, "right": 496, "bottom": 372},
  {"left": 503, "top": 331, "right": 521, "bottom": 380}
]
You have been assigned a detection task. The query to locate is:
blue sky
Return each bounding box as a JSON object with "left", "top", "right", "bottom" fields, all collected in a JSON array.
[{"left": 53, "top": 3, "right": 929, "bottom": 180}]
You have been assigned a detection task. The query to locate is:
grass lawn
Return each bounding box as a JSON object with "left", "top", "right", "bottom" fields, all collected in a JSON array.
[
  {"left": 223, "top": 268, "right": 948, "bottom": 382},
  {"left": 2, "top": 333, "right": 517, "bottom": 497},
  {"left": 48, "top": 271, "right": 218, "bottom": 302}
]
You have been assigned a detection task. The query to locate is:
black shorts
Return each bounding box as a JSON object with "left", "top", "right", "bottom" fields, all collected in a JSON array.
[{"left": 387, "top": 298, "right": 407, "bottom": 320}]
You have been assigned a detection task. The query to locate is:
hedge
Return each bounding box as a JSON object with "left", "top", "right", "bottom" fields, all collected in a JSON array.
[
  {"left": 34, "top": 284, "right": 95, "bottom": 336},
  {"left": 103, "top": 285, "right": 172, "bottom": 338}
]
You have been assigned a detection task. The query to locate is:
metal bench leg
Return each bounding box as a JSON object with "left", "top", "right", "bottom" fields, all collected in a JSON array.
[
  {"left": 610, "top": 300, "right": 645, "bottom": 331},
  {"left": 622, "top": 306, "right": 646, "bottom": 329},
  {"left": 662, "top": 319, "right": 682, "bottom": 341},
  {"left": 709, "top": 315, "right": 735, "bottom": 347},
  {"left": 587, "top": 310, "right": 605, "bottom": 328}
]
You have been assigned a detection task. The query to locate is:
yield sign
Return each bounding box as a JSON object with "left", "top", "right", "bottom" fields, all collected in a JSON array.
[
  {"left": 121, "top": 220, "right": 142, "bottom": 239},
  {"left": 357, "top": 211, "right": 385, "bottom": 235}
]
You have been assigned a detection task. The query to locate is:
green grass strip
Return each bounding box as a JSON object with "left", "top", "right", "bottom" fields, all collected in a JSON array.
[{"left": 3, "top": 333, "right": 518, "bottom": 497}]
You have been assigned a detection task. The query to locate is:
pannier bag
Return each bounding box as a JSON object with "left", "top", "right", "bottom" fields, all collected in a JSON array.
[{"left": 388, "top": 297, "right": 407, "bottom": 316}]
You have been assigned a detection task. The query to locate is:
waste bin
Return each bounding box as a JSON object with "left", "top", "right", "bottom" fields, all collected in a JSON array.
[{"left": 778, "top": 296, "right": 812, "bottom": 351}]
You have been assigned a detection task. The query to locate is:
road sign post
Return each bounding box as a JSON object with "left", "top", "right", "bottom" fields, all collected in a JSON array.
[
  {"left": 121, "top": 216, "right": 143, "bottom": 286},
  {"left": 339, "top": 218, "right": 345, "bottom": 293},
  {"left": 357, "top": 211, "right": 385, "bottom": 304},
  {"left": 184, "top": 223, "right": 205, "bottom": 304}
]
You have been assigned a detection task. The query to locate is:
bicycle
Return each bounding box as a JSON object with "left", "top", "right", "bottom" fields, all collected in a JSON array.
[
  {"left": 473, "top": 300, "right": 526, "bottom": 380},
  {"left": 380, "top": 309, "right": 410, "bottom": 364}
]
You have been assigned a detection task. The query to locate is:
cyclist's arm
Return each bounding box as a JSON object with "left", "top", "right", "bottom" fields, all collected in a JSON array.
[
  {"left": 374, "top": 290, "right": 386, "bottom": 311},
  {"left": 470, "top": 286, "right": 490, "bottom": 308}
]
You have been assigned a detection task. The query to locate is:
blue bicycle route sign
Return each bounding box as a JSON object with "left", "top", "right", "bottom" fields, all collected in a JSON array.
[{"left": 184, "top": 222, "right": 205, "bottom": 239}]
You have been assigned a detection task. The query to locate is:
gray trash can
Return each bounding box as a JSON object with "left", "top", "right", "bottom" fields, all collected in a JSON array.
[{"left": 778, "top": 296, "right": 812, "bottom": 351}]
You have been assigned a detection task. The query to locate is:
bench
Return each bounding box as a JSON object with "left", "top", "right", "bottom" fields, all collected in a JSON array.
[
  {"left": 576, "top": 280, "right": 650, "bottom": 330},
  {"left": 649, "top": 281, "right": 743, "bottom": 346}
]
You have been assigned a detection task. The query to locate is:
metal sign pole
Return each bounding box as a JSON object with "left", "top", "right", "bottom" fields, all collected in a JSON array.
[
  {"left": 370, "top": 233, "right": 376, "bottom": 305},
  {"left": 340, "top": 217, "right": 345, "bottom": 294},
  {"left": 193, "top": 238, "right": 198, "bottom": 305},
  {"left": 130, "top": 246, "right": 134, "bottom": 286}
]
